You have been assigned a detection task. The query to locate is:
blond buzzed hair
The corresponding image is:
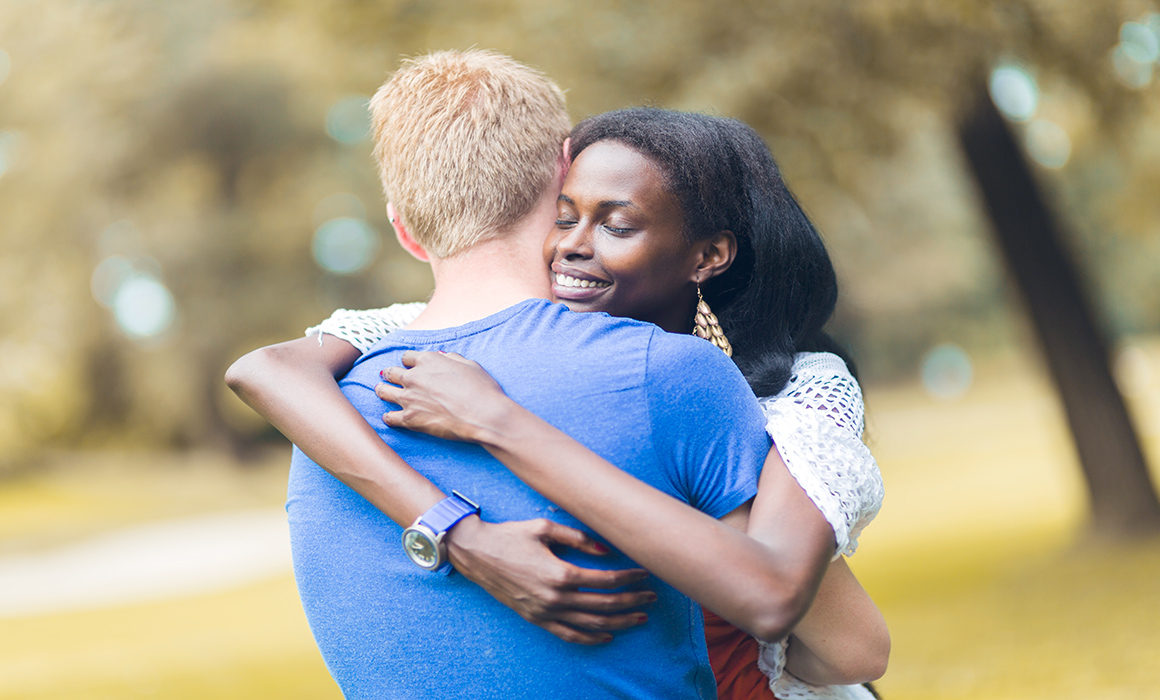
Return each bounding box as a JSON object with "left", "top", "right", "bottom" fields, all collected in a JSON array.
[{"left": 369, "top": 50, "right": 571, "bottom": 258}]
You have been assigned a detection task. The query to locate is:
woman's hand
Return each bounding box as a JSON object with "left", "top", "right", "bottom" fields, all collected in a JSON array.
[
  {"left": 376, "top": 350, "right": 514, "bottom": 443},
  {"left": 445, "top": 516, "right": 655, "bottom": 645},
  {"left": 379, "top": 350, "right": 656, "bottom": 643}
]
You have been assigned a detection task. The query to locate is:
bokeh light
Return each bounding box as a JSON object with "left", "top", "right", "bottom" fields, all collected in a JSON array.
[
  {"left": 312, "top": 217, "right": 379, "bottom": 275},
  {"left": 1111, "top": 42, "right": 1154, "bottom": 88},
  {"left": 0, "top": 49, "right": 10, "bottom": 87},
  {"left": 1024, "top": 118, "right": 1072, "bottom": 170},
  {"left": 325, "top": 96, "right": 370, "bottom": 144},
  {"left": 988, "top": 64, "right": 1038, "bottom": 122},
  {"left": 98, "top": 220, "right": 143, "bottom": 259},
  {"left": 1147, "top": 13, "right": 1160, "bottom": 44},
  {"left": 312, "top": 192, "right": 367, "bottom": 228},
  {"left": 1120, "top": 21, "right": 1160, "bottom": 63},
  {"left": 91, "top": 255, "right": 135, "bottom": 308},
  {"left": 920, "top": 344, "right": 973, "bottom": 401},
  {"left": 111, "top": 273, "right": 177, "bottom": 339}
]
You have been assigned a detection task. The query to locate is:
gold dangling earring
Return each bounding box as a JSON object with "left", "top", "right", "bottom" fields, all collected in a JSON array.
[{"left": 692, "top": 285, "right": 733, "bottom": 357}]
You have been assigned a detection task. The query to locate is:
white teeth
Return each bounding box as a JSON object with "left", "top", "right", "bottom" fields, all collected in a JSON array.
[{"left": 556, "top": 273, "right": 610, "bottom": 289}]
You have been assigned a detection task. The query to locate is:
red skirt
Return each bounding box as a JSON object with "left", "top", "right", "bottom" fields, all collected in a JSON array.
[{"left": 703, "top": 606, "right": 780, "bottom": 700}]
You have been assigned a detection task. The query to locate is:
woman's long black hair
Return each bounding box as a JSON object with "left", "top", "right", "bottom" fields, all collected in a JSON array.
[{"left": 569, "top": 108, "right": 848, "bottom": 396}]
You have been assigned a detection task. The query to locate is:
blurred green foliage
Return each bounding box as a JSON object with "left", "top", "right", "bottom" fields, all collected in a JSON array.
[{"left": 1, "top": 0, "right": 1157, "bottom": 463}]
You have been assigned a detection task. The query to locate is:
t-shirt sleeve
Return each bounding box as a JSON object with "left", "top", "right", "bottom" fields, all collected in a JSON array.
[
  {"left": 304, "top": 303, "right": 427, "bottom": 354},
  {"left": 644, "top": 331, "right": 771, "bottom": 519}
]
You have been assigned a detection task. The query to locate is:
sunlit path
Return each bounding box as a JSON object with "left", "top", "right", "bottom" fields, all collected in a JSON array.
[{"left": 0, "top": 509, "right": 291, "bottom": 618}]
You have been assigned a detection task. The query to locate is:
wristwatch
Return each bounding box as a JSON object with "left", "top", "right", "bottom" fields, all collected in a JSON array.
[{"left": 401, "top": 491, "right": 480, "bottom": 573}]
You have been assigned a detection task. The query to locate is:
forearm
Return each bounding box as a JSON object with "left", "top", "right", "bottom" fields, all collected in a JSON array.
[
  {"left": 783, "top": 558, "right": 889, "bottom": 685},
  {"left": 476, "top": 404, "right": 831, "bottom": 643},
  {"left": 226, "top": 340, "right": 443, "bottom": 524}
]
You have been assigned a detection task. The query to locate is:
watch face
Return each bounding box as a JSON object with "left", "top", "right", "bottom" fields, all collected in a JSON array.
[{"left": 402, "top": 528, "right": 440, "bottom": 569}]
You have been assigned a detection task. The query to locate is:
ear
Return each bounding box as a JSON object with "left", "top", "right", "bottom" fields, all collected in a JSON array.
[
  {"left": 692, "top": 230, "right": 738, "bottom": 284},
  {"left": 557, "top": 138, "right": 572, "bottom": 182},
  {"left": 387, "top": 202, "right": 429, "bottom": 262}
]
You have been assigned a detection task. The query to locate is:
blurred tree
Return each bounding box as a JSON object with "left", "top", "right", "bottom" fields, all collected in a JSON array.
[
  {"left": 126, "top": 66, "right": 314, "bottom": 450},
  {"left": 959, "top": 86, "right": 1160, "bottom": 537}
]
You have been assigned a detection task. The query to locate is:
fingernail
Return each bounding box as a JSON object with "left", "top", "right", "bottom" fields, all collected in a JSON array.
[
  {"left": 633, "top": 613, "right": 648, "bottom": 623},
  {"left": 645, "top": 592, "right": 658, "bottom": 602},
  {"left": 592, "top": 542, "right": 609, "bottom": 553},
  {"left": 600, "top": 634, "right": 613, "bottom": 643},
  {"left": 380, "top": 369, "right": 387, "bottom": 379}
]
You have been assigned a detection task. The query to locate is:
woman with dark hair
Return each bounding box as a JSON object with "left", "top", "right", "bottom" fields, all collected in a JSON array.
[
  {"left": 560, "top": 108, "right": 843, "bottom": 397},
  {"left": 229, "top": 108, "right": 885, "bottom": 698}
]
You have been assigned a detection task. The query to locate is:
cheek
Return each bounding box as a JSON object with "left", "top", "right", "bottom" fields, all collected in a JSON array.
[
  {"left": 622, "top": 244, "right": 693, "bottom": 299},
  {"left": 607, "top": 246, "right": 663, "bottom": 292}
]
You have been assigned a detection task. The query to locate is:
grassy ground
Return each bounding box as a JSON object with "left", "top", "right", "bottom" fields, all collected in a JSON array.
[
  {"left": 856, "top": 337, "right": 1160, "bottom": 699},
  {"left": 2, "top": 339, "right": 1159, "bottom": 698},
  {"left": 0, "top": 451, "right": 337, "bottom": 699}
]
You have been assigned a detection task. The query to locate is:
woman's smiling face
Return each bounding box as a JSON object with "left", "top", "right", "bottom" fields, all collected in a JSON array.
[{"left": 545, "top": 140, "right": 702, "bottom": 332}]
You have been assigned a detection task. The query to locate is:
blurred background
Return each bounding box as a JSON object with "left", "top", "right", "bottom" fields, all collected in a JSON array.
[{"left": 2, "top": 1, "right": 1159, "bottom": 698}]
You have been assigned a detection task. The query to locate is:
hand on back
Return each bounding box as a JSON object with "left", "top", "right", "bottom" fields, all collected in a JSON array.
[
  {"left": 381, "top": 350, "right": 656, "bottom": 644},
  {"left": 377, "top": 350, "right": 512, "bottom": 443}
]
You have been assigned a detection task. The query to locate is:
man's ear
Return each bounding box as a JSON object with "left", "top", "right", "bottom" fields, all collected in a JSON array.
[
  {"left": 693, "top": 230, "right": 738, "bottom": 284},
  {"left": 387, "top": 202, "right": 429, "bottom": 262},
  {"left": 556, "top": 138, "right": 572, "bottom": 182}
]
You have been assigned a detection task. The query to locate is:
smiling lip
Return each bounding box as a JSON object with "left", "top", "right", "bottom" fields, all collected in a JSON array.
[{"left": 550, "top": 265, "right": 611, "bottom": 302}]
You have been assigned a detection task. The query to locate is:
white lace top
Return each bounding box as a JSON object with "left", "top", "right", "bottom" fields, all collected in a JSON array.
[
  {"left": 308, "top": 305, "right": 884, "bottom": 700},
  {"left": 305, "top": 303, "right": 427, "bottom": 352},
  {"left": 756, "top": 351, "right": 882, "bottom": 700}
]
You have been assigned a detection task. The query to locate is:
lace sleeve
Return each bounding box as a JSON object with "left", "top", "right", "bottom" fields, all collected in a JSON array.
[
  {"left": 757, "top": 353, "right": 884, "bottom": 558},
  {"left": 777, "top": 352, "right": 865, "bottom": 439},
  {"left": 756, "top": 641, "right": 877, "bottom": 700},
  {"left": 755, "top": 353, "right": 884, "bottom": 698},
  {"left": 304, "top": 302, "right": 427, "bottom": 354}
]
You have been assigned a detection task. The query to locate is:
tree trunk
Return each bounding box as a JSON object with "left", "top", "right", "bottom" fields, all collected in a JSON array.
[{"left": 956, "top": 85, "right": 1160, "bottom": 538}]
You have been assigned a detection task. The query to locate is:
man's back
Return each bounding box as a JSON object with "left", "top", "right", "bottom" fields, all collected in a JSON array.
[{"left": 287, "top": 299, "right": 770, "bottom": 699}]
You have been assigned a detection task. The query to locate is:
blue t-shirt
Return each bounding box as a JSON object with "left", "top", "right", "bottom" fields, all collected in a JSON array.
[{"left": 287, "top": 299, "right": 771, "bottom": 699}]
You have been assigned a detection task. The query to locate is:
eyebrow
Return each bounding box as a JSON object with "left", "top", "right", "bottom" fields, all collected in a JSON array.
[{"left": 557, "top": 194, "right": 637, "bottom": 209}]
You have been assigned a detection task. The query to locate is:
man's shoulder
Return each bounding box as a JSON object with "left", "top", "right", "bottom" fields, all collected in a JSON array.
[
  {"left": 528, "top": 315, "right": 748, "bottom": 395},
  {"left": 534, "top": 302, "right": 657, "bottom": 335},
  {"left": 507, "top": 302, "right": 663, "bottom": 354},
  {"left": 647, "top": 329, "right": 727, "bottom": 356},
  {"left": 645, "top": 331, "right": 748, "bottom": 381}
]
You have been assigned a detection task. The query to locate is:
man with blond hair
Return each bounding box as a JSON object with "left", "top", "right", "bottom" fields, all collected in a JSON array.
[{"left": 285, "top": 50, "right": 772, "bottom": 698}]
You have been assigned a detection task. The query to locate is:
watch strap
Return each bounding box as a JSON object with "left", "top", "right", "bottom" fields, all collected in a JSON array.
[{"left": 419, "top": 490, "right": 480, "bottom": 534}]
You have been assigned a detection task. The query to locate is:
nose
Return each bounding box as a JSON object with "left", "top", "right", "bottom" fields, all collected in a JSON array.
[{"left": 553, "top": 222, "right": 593, "bottom": 261}]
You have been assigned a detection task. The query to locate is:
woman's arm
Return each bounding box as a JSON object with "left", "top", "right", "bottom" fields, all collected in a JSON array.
[
  {"left": 226, "top": 335, "right": 443, "bottom": 522},
  {"left": 760, "top": 357, "right": 889, "bottom": 685},
  {"left": 381, "top": 350, "right": 890, "bottom": 683},
  {"left": 225, "top": 334, "right": 654, "bottom": 644},
  {"left": 379, "top": 350, "right": 835, "bottom": 643},
  {"left": 716, "top": 494, "right": 888, "bottom": 686},
  {"left": 783, "top": 558, "right": 889, "bottom": 685}
]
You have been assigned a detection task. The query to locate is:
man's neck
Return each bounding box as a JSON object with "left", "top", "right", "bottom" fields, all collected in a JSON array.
[
  {"left": 404, "top": 158, "right": 565, "bottom": 331},
  {"left": 407, "top": 224, "right": 551, "bottom": 330}
]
